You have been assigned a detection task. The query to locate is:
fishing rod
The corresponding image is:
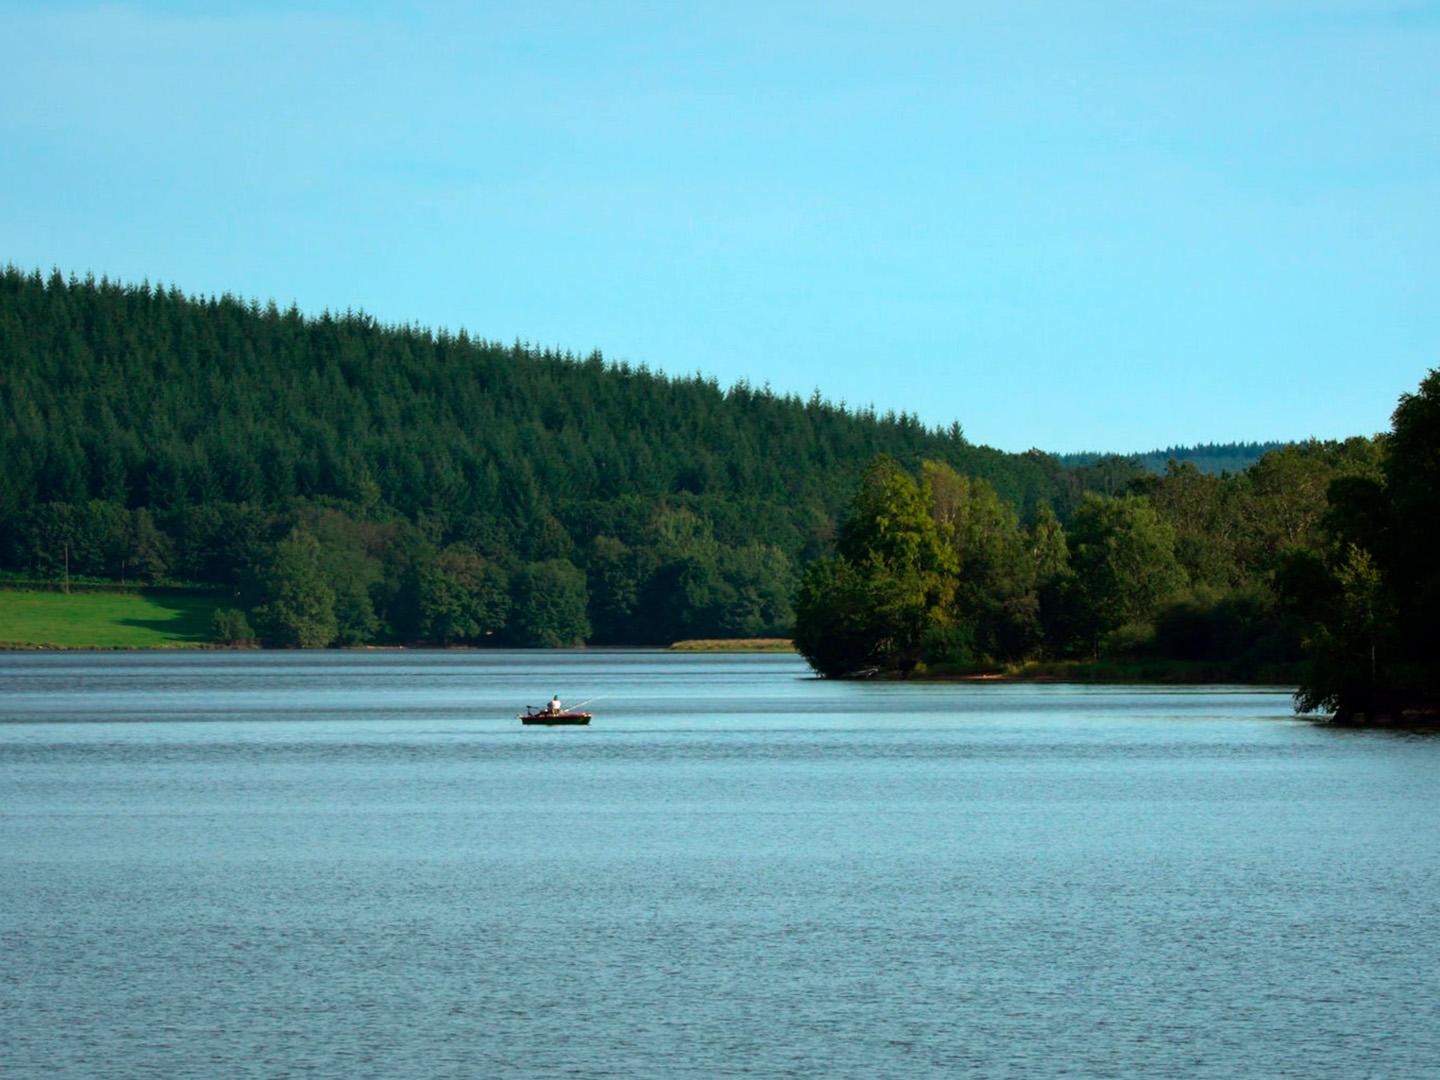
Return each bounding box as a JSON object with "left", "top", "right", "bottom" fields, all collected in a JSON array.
[{"left": 566, "top": 696, "right": 603, "bottom": 711}]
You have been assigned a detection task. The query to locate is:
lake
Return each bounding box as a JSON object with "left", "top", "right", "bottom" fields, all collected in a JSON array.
[{"left": 3, "top": 650, "right": 1438, "bottom": 1078}]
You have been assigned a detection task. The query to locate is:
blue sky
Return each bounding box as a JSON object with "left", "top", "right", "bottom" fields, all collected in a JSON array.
[{"left": 2, "top": 1, "right": 1436, "bottom": 452}]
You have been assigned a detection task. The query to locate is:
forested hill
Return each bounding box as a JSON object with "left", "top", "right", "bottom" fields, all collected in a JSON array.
[
  {"left": 1, "top": 266, "right": 1125, "bottom": 646},
  {"left": 1058, "top": 442, "right": 1293, "bottom": 475}
]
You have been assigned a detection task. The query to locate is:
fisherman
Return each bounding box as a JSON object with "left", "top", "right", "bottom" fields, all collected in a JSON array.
[{"left": 548, "top": 694, "right": 562, "bottom": 716}]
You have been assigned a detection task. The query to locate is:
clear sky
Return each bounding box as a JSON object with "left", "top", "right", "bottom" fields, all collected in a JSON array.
[{"left": 2, "top": 1, "right": 1436, "bottom": 453}]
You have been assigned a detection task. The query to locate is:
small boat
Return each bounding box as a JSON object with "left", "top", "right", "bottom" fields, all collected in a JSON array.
[{"left": 520, "top": 708, "right": 592, "bottom": 726}]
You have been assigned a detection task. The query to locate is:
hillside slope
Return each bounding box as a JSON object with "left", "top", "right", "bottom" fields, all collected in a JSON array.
[{"left": 0, "top": 266, "right": 1129, "bottom": 644}]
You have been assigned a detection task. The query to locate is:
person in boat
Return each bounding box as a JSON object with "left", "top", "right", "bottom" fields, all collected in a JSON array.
[{"left": 548, "top": 694, "right": 562, "bottom": 716}]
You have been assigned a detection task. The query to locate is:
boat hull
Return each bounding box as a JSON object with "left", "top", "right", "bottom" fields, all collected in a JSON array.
[{"left": 520, "top": 713, "right": 592, "bottom": 726}]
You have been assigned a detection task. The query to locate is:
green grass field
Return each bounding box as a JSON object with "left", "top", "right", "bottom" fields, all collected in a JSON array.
[
  {"left": 0, "top": 590, "right": 225, "bottom": 648},
  {"left": 669, "top": 638, "right": 795, "bottom": 652}
]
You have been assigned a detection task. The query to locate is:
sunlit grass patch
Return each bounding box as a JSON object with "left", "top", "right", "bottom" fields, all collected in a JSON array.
[{"left": 0, "top": 590, "right": 225, "bottom": 648}]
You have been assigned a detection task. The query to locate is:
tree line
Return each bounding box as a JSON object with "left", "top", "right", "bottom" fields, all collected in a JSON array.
[
  {"left": 2, "top": 266, "right": 1144, "bottom": 647},
  {"left": 1058, "top": 441, "right": 1292, "bottom": 476},
  {"left": 796, "top": 370, "right": 1438, "bottom": 720},
  {"left": 795, "top": 438, "right": 1381, "bottom": 675}
]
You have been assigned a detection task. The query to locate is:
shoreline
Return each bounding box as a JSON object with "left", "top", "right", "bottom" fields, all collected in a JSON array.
[
  {"left": 0, "top": 641, "right": 789, "bottom": 653},
  {"left": 880, "top": 658, "right": 1303, "bottom": 687},
  {"left": 2, "top": 641, "right": 1293, "bottom": 688}
]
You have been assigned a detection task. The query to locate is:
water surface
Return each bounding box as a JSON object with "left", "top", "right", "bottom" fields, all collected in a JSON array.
[{"left": 3, "top": 651, "right": 1437, "bottom": 1077}]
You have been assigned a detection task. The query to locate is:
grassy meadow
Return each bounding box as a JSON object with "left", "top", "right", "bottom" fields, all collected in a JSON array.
[
  {"left": 0, "top": 590, "right": 225, "bottom": 648},
  {"left": 669, "top": 638, "right": 795, "bottom": 652}
]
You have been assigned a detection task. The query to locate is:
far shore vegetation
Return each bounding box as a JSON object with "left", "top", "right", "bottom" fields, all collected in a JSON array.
[
  {"left": 0, "top": 266, "right": 1185, "bottom": 654},
  {"left": 4, "top": 268, "right": 1436, "bottom": 720},
  {"left": 794, "top": 370, "right": 1440, "bottom": 723}
]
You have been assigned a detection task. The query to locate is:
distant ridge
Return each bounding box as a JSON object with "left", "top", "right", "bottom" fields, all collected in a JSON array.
[
  {"left": 1056, "top": 441, "right": 1292, "bottom": 476},
  {"left": 0, "top": 264, "right": 1130, "bottom": 647},
  {"left": 0, "top": 266, "right": 1383, "bottom": 653}
]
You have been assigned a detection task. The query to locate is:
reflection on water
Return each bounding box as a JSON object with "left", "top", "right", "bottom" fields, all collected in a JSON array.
[{"left": 3, "top": 651, "right": 1438, "bottom": 1078}]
